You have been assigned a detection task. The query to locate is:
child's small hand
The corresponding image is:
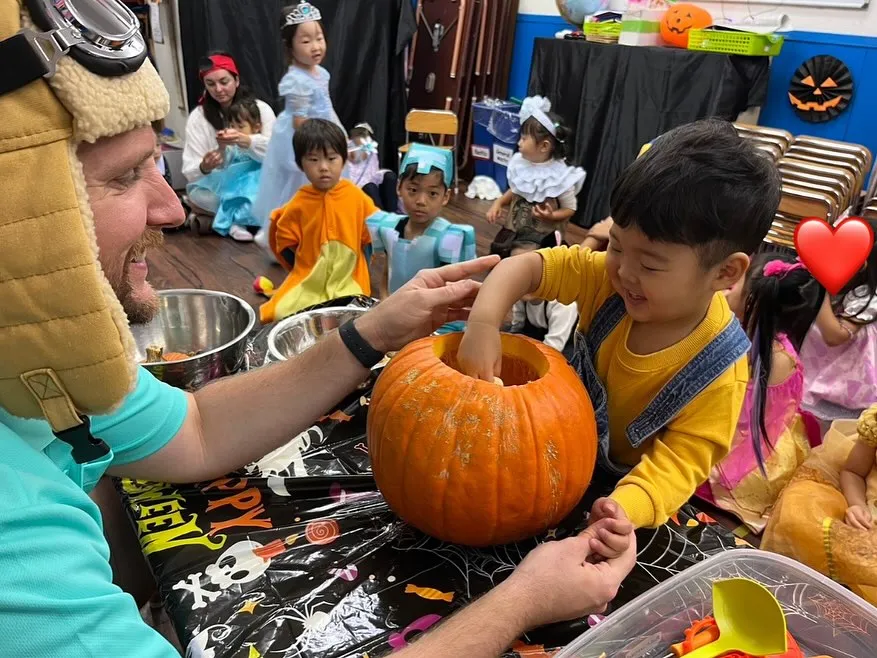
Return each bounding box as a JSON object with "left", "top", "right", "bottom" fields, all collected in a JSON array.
[
  {"left": 589, "top": 497, "right": 627, "bottom": 526},
  {"left": 585, "top": 498, "right": 634, "bottom": 562},
  {"left": 845, "top": 504, "right": 873, "bottom": 530},
  {"left": 486, "top": 202, "right": 503, "bottom": 224},
  {"left": 458, "top": 321, "right": 503, "bottom": 381},
  {"left": 586, "top": 217, "right": 614, "bottom": 244},
  {"left": 532, "top": 203, "right": 555, "bottom": 221},
  {"left": 581, "top": 517, "right": 634, "bottom": 563},
  {"left": 200, "top": 149, "right": 224, "bottom": 174}
]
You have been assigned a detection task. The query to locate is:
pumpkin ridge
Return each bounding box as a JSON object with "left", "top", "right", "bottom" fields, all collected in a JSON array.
[
  {"left": 525, "top": 381, "right": 555, "bottom": 530},
  {"left": 370, "top": 349, "right": 430, "bottom": 504},
  {"left": 439, "top": 375, "right": 479, "bottom": 540},
  {"left": 537, "top": 375, "right": 566, "bottom": 522},
  {"left": 397, "top": 357, "right": 447, "bottom": 525}
]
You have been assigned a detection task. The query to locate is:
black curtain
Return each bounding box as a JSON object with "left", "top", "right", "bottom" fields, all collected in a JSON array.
[
  {"left": 529, "top": 39, "right": 770, "bottom": 228},
  {"left": 178, "top": 0, "right": 416, "bottom": 169}
]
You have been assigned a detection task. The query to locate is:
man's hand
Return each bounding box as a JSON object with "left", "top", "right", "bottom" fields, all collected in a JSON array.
[
  {"left": 354, "top": 256, "right": 500, "bottom": 353},
  {"left": 216, "top": 128, "right": 253, "bottom": 149},
  {"left": 458, "top": 321, "right": 503, "bottom": 381},
  {"left": 845, "top": 504, "right": 873, "bottom": 530},
  {"left": 200, "top": 149, "right": 224, "bottom": 174},
  {"left": 502, "top": 531, "right": 637, "bottom": 629}
]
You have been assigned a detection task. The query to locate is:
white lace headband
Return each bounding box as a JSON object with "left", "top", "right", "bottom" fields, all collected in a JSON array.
[{"left": 520, "top": 95, "right": 558, "bottom": 138}]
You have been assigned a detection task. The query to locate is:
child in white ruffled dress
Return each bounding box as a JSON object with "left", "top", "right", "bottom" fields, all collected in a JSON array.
[{"left": 486, "top": 96, "right": 585, "bottom": 256}]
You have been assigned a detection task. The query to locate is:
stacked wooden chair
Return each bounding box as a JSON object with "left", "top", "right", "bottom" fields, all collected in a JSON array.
[{"left": 735, "top": 124, "right": 871, "bottom": 251}]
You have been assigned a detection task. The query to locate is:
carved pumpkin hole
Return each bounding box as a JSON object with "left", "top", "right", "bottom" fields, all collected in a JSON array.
[{"left": 431, "top": 333, "right": 549, "bottom": 386}]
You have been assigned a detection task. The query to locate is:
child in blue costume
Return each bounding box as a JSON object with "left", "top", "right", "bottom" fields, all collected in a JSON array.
[
  {"left": 254, "top": 2, "right": 345, "bottom": 249},
  {"left": 368, "top": 144, "right": 476, "bottom": 334},
  {"left": 186, "top": 98, "right": 265, "bottom": 239}
]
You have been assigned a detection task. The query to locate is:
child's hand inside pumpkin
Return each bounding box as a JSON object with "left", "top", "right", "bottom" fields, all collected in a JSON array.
[{"left": 582, "top": 498, "right": 634, "bottom": 562}]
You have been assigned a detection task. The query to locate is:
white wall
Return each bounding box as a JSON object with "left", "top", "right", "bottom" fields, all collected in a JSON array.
[
  {"left": 150, "top": 0, "right": 188, "bottom": 138},
  {"left": 520, "top": 0, "right": 877, "bottom": 37}
]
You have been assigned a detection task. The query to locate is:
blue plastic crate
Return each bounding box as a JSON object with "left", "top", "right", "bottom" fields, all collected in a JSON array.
[{"left": 472, "top": 100, "right": 520, "bottom": 191}]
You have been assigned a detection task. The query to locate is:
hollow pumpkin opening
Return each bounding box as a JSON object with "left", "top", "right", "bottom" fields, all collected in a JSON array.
[{"left": 431, "top": 332, "right": 549, "bottom": 386}]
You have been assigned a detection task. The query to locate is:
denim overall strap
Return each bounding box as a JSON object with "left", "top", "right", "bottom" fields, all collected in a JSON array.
[
  {"left": 625, "top": 317, "right": 750, "bottom": 448},
  {"left": 585, "top": 294, "right": 626, "bottom": 357},
  {"left": 569, "top": 294, "right": 627, "bottom": 475}
]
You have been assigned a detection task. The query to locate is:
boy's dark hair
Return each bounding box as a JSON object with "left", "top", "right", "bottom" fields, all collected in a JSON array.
[
  {"left": 280, "top": 6, "right": 325, "bottom": 65},
  {"left": 198, "top": 50, "right": 255, "bottom": 132},
  {"left": 835, "top": 216, "right": 877, "bottom": 326},
  {"left": 228, "top": 97, "right": 262, "bottom": 130},
  {"left": 610, "top": 119, "right": 781, "bottom": 268},
  {"left": 399, "top": 163, "right": 448, "bottom": 190},
  {"left": 293, "top": 118, "right": 348, "bottom": 168},
  {"left": 742, "top": 252, "right": 823, "bottom": 471},
  {"left": 521, "top": 113, "right": 572, "bottom": 162}
]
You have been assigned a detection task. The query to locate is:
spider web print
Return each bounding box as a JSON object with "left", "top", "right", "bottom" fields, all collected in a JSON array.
[
  {"left": 392, "top": 527, "right": 532, "bottom": 599},
  {"left": 633, "top": 521, "right": 735, "bottom": 587}
]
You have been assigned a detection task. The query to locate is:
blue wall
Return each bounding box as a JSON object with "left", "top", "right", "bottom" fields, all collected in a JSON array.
[
  {"left": 759, "top": 31, "right": 877, "bottom": 162},
  {"left": 508, "top": 14, "right": 570, "bottom": 101},
  {"left": 508, "top": 20, "right": 877, "bottom": 163}
]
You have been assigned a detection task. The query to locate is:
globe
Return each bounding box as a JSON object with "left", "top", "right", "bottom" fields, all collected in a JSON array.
[{"left": 556, "top": 0, "right": 607, "bottom": 27}]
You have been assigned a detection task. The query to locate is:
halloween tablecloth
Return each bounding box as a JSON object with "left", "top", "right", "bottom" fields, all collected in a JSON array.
[{"left": 119, "top": 374, "right": 748, "bottom": 658}]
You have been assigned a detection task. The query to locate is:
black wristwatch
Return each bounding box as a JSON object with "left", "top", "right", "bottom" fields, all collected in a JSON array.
[{"left": 339, "top": 320, "right": 385, "bottom": 369}]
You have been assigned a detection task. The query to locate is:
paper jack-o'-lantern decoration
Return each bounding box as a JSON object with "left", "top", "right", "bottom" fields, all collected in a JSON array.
[
  {"left": 367, "top": 332, "right": 598, "bottom": 547},
  {"left": 788, "top": 55, "right": 853, "bottom": 123},
  {"left": 660, "top": 3, "right": 712, "bottom": 49}
]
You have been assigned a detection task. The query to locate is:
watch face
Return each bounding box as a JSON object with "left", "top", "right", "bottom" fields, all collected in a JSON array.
[{"left": 788, "top": 55, "right": 853, "bottom": 123}]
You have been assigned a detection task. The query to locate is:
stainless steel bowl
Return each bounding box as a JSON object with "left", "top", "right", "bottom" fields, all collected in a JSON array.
[
  {"left": 131, "top": 289, "right": 256, "bottom": 390},
  {"left": 267, "top": 306, "right": 368, "bottom": 363}
]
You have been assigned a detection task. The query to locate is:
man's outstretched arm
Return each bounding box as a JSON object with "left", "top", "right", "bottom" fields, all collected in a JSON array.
[{"left": 396, "top": 522, "right": 636, "bottom": 658}]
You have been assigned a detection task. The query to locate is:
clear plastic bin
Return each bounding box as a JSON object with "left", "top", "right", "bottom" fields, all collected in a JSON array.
[{"left": 556, "top": 550, "right": 877, "bottom": 658}]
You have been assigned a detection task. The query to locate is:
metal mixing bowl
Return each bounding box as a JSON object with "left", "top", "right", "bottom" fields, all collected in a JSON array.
[
  {"left": 267, "top": 306, "right": 369, "bottom": 363},
  {"left": 132, "top": 289, "right": 256, "bottom": 390}
]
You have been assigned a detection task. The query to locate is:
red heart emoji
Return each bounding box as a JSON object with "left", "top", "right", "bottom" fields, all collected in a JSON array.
[{"left": 794, "top": 217, "right": 874, "bottom": 295}]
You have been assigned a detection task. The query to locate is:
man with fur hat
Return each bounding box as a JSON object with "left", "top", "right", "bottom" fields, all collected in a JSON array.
[{"left": 0, "top": 1, "right": 634, "bottom": 654}]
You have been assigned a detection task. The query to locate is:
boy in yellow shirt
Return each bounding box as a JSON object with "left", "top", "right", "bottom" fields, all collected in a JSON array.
[{"left": 458, "top": 119, "right": 781, "bottom": 529}]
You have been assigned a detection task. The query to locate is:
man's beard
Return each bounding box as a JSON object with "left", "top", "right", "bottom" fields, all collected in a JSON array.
[{"left": 105, "top": 229, "right": 165, "bottom": 324}]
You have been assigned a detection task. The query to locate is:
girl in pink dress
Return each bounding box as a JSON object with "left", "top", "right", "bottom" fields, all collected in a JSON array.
[
  {"left": 697, "top": 253, "right": 823, "bottom": 533},
  {"left": 802, "top": 219, "right": 877, "bottom": 424}
]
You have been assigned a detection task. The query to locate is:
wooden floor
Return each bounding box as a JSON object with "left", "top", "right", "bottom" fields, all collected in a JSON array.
[{"left": 147, "top": 193, "right": 589, "bottom": 308}]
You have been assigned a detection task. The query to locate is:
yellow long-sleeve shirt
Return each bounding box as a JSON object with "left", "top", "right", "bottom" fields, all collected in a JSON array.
[{"left": 535, "top": 246, "right": 748, "bottom": 528}]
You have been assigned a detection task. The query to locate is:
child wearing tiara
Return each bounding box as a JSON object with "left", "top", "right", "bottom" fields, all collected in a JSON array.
[
  {"left": 487, "top": 96, "right": 585, "bottom": 257},
  {"left": 348, "top": 122, "right": 398, "bottom": 212},
  {"left": 255, "top": 1, "right": 345, "bottom": 249}
]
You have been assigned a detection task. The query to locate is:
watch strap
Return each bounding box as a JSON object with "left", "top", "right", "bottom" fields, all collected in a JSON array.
[{"left": 339, "top": 320, "right": 384, "bottom": 369}]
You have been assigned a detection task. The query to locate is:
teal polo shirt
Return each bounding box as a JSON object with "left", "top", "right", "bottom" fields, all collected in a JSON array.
[{"left": 0, "top": 367, "right": 188, "bottom": 656}]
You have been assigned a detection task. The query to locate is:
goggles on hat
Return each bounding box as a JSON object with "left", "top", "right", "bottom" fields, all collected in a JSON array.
[{"left": 0, "top": 0, "right": 146, "bottom": 96}]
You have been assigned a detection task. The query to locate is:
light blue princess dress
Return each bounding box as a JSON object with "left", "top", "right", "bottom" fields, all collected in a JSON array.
[
  {"left": 253, "top": 65, "right": 345, "bottom": 228},
  {"left": 186, "top": 146, "right": 263, "bottom": 236}
]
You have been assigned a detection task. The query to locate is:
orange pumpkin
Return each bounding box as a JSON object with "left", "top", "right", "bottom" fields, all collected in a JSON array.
[
  {"left": 660, "top": 3, "right": 712, "bottom": 49},
  {"left": 367, "top": 332, "right": 598, "bottom": 546}
]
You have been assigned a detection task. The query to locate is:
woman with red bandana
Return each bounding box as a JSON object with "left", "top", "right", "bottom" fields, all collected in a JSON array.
[{"left": 182, "top": 52, "right": 277, "bottom": 241}]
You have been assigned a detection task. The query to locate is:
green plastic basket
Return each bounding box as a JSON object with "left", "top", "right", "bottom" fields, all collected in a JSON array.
[
  {"left": 687, "top": 29, "right": 784, "bottom": 56},
  {"left": 584, "top": 21, "right": 622, "bottom": 37}
]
